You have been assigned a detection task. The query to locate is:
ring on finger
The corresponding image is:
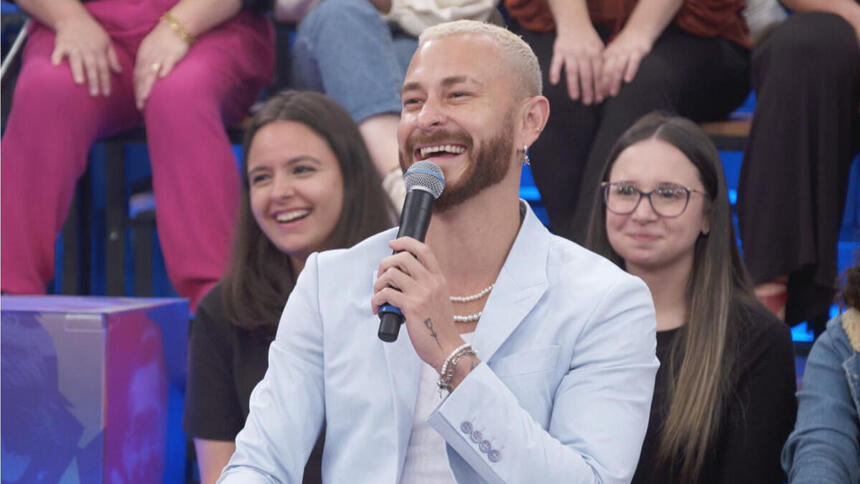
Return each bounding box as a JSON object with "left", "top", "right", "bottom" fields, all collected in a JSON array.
[{"left": 151, "top": 62, "right": 162, "bottom": 72}]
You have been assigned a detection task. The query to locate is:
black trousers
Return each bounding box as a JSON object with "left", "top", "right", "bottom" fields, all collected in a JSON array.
[
  {"left": 737, "top": 12, "right": 860, "bottom": 326},
  {"left": 512, "top": 23, "right": 751, "bottom": 242}
]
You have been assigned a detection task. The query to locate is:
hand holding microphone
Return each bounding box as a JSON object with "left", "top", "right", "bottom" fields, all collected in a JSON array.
[{"left": 376, "top": 161, "right": 445, "bottom": 342}]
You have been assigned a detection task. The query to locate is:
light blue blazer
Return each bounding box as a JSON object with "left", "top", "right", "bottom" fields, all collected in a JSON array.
[{"left": 220, "top": 203, "right": 659, "bottom": 484}]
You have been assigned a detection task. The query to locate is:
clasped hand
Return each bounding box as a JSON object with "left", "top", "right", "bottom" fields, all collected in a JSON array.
[
  {"left": 51, "top": 11, "right": 189, "bottom": 109},
  {"left": 550, "top": 26, "right": 653, "bottom": 104},
  {"left": 133, "top": 20, "right": 189, "bottom": 109},
  {"left": 599, "top": 30, "right": 652, "bottom": 98},
  {"left": 371, "top": 237, "right": 465, "bottom": 373}
]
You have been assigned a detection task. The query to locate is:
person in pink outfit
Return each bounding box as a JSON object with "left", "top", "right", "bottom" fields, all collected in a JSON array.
[{"left": 1, "top": 0, "right": 274, "bottom": 311}]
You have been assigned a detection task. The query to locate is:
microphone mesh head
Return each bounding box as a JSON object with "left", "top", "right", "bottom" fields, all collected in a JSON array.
[{"left": 404, "top": 161, "right": 446, "bottom": 199}]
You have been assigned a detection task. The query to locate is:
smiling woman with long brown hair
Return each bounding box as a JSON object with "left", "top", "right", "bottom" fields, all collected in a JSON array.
[
  {"left": 182, "top": 90, "right": 394, "bottom": 484},
  {"left": 586, "top": 112, "right": 797, "bottom": 483}
]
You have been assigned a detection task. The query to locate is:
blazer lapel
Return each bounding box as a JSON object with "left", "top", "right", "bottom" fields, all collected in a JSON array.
[{"left": 472, "top": 204, "right": 550, "bottom": 363}]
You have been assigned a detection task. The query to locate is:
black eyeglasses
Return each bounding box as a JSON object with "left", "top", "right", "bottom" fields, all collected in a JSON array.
[{"left": 600, "top": 182, "right": 709, "bottom": 218}]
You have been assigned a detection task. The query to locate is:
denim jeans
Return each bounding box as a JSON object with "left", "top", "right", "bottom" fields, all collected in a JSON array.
[{"left": 292, "top": 0, "right": 418, "bottom": 122}]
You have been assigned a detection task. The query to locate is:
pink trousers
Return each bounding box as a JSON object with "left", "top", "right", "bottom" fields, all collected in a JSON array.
[{"left": 1, "top": 0, "right": 274, "bottom": 310}]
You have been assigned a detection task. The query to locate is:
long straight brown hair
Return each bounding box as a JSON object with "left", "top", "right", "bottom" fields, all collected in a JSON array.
[
  {"left": 221, "top": 91, "right": 395, "bottom": 339},
  {"left": 585, "top": 112, "right": 759, "bottom": 480}
]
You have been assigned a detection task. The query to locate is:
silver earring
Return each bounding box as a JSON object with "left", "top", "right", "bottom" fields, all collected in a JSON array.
[{"left": 522, "top": 145, "right": 531, "bottom": 166}]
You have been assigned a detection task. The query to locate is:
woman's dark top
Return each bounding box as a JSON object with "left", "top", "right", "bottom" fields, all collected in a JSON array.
[
  {"left": 183, "top": 282, "right": 323, "bottom": 484},
  {"left": 632, "top": 301, "right": 797, "bottom": 484}
]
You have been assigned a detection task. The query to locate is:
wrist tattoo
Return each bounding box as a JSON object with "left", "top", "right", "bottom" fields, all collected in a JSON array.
[{"left": 424, "top": 318, "right": 442, "bottom": 349}]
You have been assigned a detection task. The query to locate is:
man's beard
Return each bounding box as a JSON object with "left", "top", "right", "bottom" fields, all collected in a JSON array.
[{"left": 400, "top": 116, "right": 514, "bottom": 213}]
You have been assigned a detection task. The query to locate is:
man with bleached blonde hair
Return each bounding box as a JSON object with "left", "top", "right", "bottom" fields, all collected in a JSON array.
[
  {"left": 220, "top": 20, "right": 657, "bottom": 484},
  {"left": 419, "top": 20, "right": 543, "bottom": 98}
]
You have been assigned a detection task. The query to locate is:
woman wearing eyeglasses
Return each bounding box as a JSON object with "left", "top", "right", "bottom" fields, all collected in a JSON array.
[{"left": 585, "top": 112, "right": 797, "bottom": 483}]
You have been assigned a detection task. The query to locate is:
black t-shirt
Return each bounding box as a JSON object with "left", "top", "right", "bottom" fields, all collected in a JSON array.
[
  {"left": 183, "top": 282, "right": 323, "bottom": 483},
  {"left": 632, "top": 300, "right": 797, "bottom": 484}
]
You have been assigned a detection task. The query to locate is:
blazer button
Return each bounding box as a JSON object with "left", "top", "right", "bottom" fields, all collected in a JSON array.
[
  {"left": 470, "top": 430, "right": 483, "bottom": 443},
  {"left": 460, "top": 422, "right": 473, "bottom": 435},
  {"left": 488, "top": 449, "right": 501, "bottom": 463},
  {"left": 479, "top": 440, "right": 492, "bottom": 453}
]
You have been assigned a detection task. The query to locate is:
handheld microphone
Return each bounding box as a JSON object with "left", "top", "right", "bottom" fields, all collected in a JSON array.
[{"left": 378, "top": 160, "right": 446, "bottom": 342}]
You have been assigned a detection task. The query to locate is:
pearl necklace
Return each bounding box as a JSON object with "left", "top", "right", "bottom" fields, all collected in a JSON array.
[
  {"left": 450, "top": 284, "right": 493, "bottom": 323},
  {"left": 453, "top": 312, "right": 482, "bottom": 323},
  {"left": 449, "top": 284, "right": 494, "bottom": 303}
]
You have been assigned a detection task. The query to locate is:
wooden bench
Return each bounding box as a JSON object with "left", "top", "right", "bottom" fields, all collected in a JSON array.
[{"left": 701, "top": 114, "right": 753, "bottom": 152}]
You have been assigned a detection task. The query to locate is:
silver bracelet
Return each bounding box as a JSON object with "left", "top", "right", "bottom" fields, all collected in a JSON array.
[
  {"left": 445, "top": 349, "right": 476, "bottom": 386},
  {"left": 439, "top": 343, "right": 470, "bottom": 382},
  {"left": 438, "top": 344, "right": 476, "bottom": 392}
]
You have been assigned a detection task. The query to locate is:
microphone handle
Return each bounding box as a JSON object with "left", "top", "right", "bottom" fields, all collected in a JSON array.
[{"left": 378, "top": 189, "right": 435, "bottom": 342}]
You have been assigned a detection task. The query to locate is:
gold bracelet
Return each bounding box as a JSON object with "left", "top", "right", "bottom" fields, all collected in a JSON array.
[{"left": 161, "top": 12, "right": 194, "bottom": 45}]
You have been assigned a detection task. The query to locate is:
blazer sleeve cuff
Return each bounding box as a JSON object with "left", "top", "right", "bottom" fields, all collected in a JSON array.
[{"left": 427, "top": 362, "right": 517, "bottom": 484}]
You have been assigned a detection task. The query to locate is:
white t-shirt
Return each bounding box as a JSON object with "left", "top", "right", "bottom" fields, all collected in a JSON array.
[{"left": 400, "top": 332, "right": 474, "bottom": 483}]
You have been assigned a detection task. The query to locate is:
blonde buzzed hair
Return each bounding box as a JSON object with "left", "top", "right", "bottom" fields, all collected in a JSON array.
[{"left": 419, "top": 20, "right": 542, "bottom": 97}]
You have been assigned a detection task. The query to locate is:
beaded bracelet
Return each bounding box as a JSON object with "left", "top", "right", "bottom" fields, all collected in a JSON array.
[
  {"left": 161, "top": 12, "right": 194, "bottom": 45},
  {"left": 438, "top": 344, "right": 476, "bottom": 392},
  {"left": 444, "top": 349, "right": 476, "bottom": 387},
  {"left": 439, "top": 343, "right": 470, "bottom": 383}
]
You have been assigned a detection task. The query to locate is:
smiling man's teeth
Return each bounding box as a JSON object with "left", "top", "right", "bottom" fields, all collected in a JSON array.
[
  {"left": 276, "top": 210, "right": 310, "bottom": 223},
  {"left": 419, "top": 144, "right": 466, "bottom": 158}
]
